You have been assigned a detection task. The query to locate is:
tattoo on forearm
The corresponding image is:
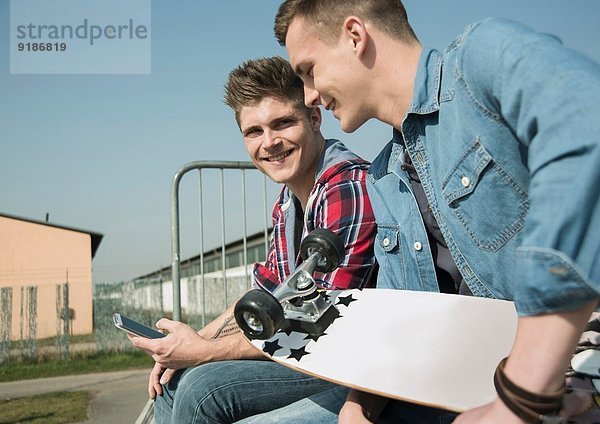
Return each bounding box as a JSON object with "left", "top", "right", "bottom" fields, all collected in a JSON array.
[{"left": 211, "top": 313, "right": 240, "bottom": 339}]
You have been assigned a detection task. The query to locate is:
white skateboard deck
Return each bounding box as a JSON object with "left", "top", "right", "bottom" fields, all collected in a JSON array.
[{"left": 249, "top": 288, "right": 517, "bottom": 412}]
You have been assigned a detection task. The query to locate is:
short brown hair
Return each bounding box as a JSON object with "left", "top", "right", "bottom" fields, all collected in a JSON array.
[
  {"left": 274, "top": 0, "right": 417, "bottom": 46},
  {"left": 224, "top": 56, "right": 310, "bottom": 126}
]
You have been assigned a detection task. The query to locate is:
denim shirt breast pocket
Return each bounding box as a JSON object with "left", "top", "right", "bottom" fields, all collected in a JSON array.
[
  {"left": 374, "top": 224, "right": 405, "bottom": 289},
  {"left": 441, "top": 138, "right": 529, "bottom": 252}
]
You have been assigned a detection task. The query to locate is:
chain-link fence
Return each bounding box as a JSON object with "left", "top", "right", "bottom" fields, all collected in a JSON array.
[
  {"left": 0, "top": 287, "right": 13, "bottom": 363},
  {"left": 55, "top": 283, "right": 70, "bottom": 359},
  {"left": 18, "top": 286, "right": 38, "bottom": 361},
  {"left": 0, "top": 273, "right": 248, "bottom": 364},
  {"left": 94, "top": 279, "right": 165, "bottom": 353}
]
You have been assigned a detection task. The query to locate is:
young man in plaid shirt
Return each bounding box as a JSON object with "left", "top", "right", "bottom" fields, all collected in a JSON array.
[{"left": 129, "top": 56, "right": 376, "bottom": 423}]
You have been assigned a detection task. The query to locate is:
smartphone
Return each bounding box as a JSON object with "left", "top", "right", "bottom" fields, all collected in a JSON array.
[{"left": 113, "top": 313, "right": 166, "bottom": 339}]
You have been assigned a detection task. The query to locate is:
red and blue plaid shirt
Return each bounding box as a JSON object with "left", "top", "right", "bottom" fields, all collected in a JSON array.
[{"left": 253, "top": 140, "right": 377, "bottom": 292}]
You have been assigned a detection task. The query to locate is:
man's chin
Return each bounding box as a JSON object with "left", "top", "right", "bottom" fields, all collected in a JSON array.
[
  {"left": 264, "top": 170, "right": 289, "bottom": 185},
  {"left": 339, "top": 116, "right": 364, "bottom": 134}
]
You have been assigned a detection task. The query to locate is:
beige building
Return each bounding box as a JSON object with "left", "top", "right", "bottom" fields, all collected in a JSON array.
[{"left": 0, "top": 213, "right": 102, "bottom": 340}]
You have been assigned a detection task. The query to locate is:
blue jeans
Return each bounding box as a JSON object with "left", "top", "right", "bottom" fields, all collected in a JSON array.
[
  {"left": 237, "top": 386, "right": 458, "bottom": 424},
  {"left": 153, "top": 360, "right": 334, "bottom": 424},
  {"left": 235, "top": 386, "right": 348, "bottom": 423}
]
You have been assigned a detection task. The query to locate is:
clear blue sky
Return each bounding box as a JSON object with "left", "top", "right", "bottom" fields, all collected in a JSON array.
[{"left": 1, "top": 1, "right": 599, "bottom": 283}]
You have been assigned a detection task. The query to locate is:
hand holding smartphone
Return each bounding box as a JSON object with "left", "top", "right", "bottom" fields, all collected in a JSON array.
[{"left": 113, "top": 313, "right": 166, "bottom": 339}]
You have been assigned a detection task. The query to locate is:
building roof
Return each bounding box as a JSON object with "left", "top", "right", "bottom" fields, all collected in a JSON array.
[
  {"left": 0, "top": 212, "right": 104, "bottom": 258},
  {"left": 135, "top": 227, "right": 272, "bottom": 280}
]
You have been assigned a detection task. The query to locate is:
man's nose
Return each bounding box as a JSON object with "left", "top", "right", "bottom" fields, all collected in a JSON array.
[
  {"left": 304, "top": 85, "right": 321, "bottom": 107},
  {"left": 263, "top": 130, "right": 280, "bottom": 148}
]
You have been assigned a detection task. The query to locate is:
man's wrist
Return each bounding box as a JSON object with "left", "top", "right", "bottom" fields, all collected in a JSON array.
[{"left": 494, "top": 357, "right": 563, "bottom": 423}]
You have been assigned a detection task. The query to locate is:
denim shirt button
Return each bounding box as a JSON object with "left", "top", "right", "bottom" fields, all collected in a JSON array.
[
  {"left": 461, "top": 176, "right": 470, "bottom": 187},
  {"left": 414, "top": 241, "right": 423, "bottom": 251},
  {"left": 382, "top": 237, "right": 390, "bottom": 247}
]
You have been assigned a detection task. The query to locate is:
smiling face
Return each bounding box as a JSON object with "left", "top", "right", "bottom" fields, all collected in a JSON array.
[
  {"left": 285, "top": 17, "right": 370, "bottom": 133},
  {"left": 239, "top": 97, "right": 324, "bottom": 195}
]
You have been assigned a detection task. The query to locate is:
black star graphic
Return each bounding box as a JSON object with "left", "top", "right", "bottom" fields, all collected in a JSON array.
[
  {"left": 336, "top": 294, "right": 357, "bottom": 307},
  {"left": 332, "top": 313, "right": 343, "bottom": 324},
  {"left": 304, "top": 332, "right": 327, "bottom": 342},
  {"left": 263, "top": 339, "right": 282, "bottom": 356},
  {"left": 288, "top": 346, "right": 311, "bottom": 362},
  {"left": 331, "top": 308, "right": 341, "bottom": 320},
  {"left": 281, "top": 325, "right": 294, "bottom": 336}
]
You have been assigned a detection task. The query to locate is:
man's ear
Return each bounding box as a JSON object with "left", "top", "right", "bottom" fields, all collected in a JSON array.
[
  {"left": 342, "top": 16, "right": 368, "bottom": 58},
  {"left": 310, "top": 106, "right": 322, "bottom": 130}
]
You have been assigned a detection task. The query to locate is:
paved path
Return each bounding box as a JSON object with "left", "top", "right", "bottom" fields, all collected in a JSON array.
[{"left": 0, "top": 369, "right": 151, "bottom": 423}]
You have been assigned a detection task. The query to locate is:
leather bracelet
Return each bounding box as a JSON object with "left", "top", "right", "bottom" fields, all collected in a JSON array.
[{"left": 494, "top": 357, "right": 565, "bottom": 424}]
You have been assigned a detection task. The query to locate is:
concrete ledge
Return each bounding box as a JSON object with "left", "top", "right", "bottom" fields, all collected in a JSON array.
[{"left": 135, "top": 399, "right": 154, "bottom": 424}]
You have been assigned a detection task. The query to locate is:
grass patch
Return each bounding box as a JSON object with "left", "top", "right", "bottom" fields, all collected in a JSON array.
[
  {"left": 0, "top": 391, "right": 89, "bottom": 424},
  {"left": 0, "top": 350, "right": 153, "bottom": 383}
]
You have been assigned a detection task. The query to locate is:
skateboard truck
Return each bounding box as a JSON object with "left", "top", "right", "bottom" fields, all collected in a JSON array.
[{"left": 234, "top": 228, "right": 345, "bottom": 340}]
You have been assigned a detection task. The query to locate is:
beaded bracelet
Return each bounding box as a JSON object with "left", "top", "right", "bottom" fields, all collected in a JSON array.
[{"left": 493, "top": 357, "right": 565, "bottom": 424}]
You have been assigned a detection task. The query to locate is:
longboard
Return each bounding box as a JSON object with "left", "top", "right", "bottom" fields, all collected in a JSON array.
[{"left": 247, "top": 288, "right": 517, "bottom": 412}]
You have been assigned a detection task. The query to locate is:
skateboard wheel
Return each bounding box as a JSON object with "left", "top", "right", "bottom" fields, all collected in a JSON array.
[
  {"left": 300, "top": 228, "right": 345, "bottom": 273},
  {"left": 234, "top": 289, "right": 285, "bottom": 340}
]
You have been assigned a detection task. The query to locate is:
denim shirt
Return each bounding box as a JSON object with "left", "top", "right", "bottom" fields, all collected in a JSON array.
[{"left": 367, "top": 18, "right": 600, "bottom": 316}]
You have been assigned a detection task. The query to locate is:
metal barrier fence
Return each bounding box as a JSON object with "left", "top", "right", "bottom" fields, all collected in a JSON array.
[{"left": 170, "top": 161, "right": 271, "bottom": 323}]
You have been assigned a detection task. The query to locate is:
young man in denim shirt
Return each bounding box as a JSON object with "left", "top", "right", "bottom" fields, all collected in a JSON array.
[{"left": 247, "top": 0, "right": 600, "bottom": 422}]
